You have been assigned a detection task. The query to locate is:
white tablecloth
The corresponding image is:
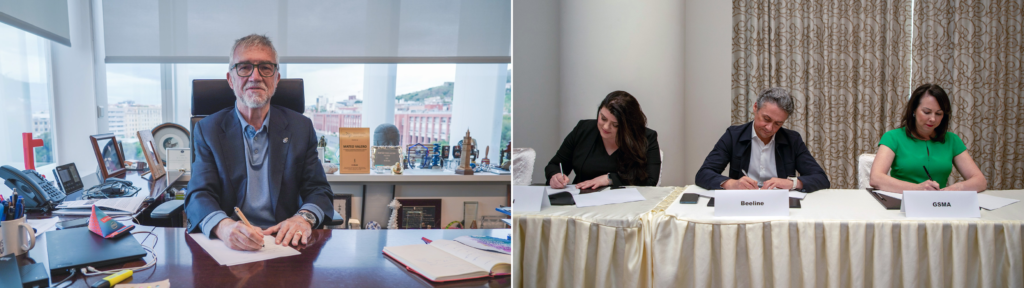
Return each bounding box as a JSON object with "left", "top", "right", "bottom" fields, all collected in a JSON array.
[
  {"left": 513, "top": 187, "right": 676, "bottom": 288},
  {"left": 654, "top": 186, "right": 1024, "bottom": 288}
]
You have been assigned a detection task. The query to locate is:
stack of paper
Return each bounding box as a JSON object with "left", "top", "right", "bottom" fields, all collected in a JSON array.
[
  {"left": 572, "top": 188, "right": 646, "bottom": 208},
  {"left": 54, "top": 197, "right": 145, "bottom": 215},
  {"left": 188, "top": 233, "right": 301, "bottom": 266},
  {"left": 546, "top": 184, "right": 580, "bottom": 195},
  {"left": 977, "top": 194, "right": 1020, "bottom": 210}
]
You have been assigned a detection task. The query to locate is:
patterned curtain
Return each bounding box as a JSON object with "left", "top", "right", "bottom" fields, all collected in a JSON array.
[
  {"left": 732, "top": 0, "right": 913, "bottom": 189},
  {"left": 912, "top": 0, "right": 1024, "bottom": 189}
]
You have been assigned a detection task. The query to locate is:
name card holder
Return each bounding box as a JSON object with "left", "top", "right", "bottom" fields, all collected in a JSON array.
[
  {"left": 902, "top": 190, "right": 980, "bottom": 218},
  {"left": 713, "top": 190, "right": 789, "bottom": 217}
]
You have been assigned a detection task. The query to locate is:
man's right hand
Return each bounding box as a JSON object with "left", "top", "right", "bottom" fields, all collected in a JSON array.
[
  {"left": 214, "top": 218, "right": 265, "bottom": 251},
  {"left": 549, "top": 173, "right": 570, "bottom": 189},
  {"left": 723, "top": 176, "right": 759, "bottom": 190}
]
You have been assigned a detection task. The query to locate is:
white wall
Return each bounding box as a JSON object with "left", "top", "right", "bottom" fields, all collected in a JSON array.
[
  {"left": 511, "top": 0, "right": 560, "bottom": 184},
  {"left": 513, "top": 0, "right": 732, "bottom": 186},
  {"left": 682, "top": 1, "right": 732, "bottom": 184},
  {"left": 51, "top": 0, "right": 100, "bottom": 177}
]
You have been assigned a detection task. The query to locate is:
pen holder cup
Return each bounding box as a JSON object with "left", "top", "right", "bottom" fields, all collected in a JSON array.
[{"left": 0, "top": 216, "right": 35, "bottom": 256}]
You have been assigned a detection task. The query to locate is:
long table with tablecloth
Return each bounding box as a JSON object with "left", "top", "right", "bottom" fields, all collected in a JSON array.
[{"left": 514, "top": 185, "right": 1024, "bottom": 288}]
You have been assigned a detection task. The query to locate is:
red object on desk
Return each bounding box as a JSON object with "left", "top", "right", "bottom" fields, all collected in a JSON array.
[{"left": 22, "top": 132, "right": 44, "bottom": 170}]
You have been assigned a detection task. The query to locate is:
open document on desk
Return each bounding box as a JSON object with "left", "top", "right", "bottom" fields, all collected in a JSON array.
[
  {"left": 188, "top": 233, "right": 301, "bottom": 266},
  {"left": 53, "top": 197, "right": 145, "bottom": 215},
  {"left": 383, "top": 239, "right": 511, "bottom": 282}
]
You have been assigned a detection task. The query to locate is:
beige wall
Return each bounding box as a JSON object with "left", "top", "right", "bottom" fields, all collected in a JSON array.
[{"left": 513, "top": 0, "right": 732, "bottom": 186}]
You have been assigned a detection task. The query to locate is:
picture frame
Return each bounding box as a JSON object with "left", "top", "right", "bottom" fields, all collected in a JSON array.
[
  {"left": 152, "top": 122, "right": 190, "bottom": 164},
  {"left": 332, "top": 194, "right": 352, "bottom": 227},
  {"left": 396, "top": 199, "right": 442, "bottom": 229},
  {"left": 89, "top": 133, "right": 127, "bottom": 180},
  {"left": 137, "top": 129, "right": 166, "bottom": 180},
  {"left": 372, "top": 146, "right": 402, "bottom": 168}
]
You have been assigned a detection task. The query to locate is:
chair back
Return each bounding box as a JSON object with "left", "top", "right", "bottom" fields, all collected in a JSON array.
[
  {"left": 512, "top": 148, "right": 536, "bottom": 186},
  {"left": 190, "top": 79, "right": 305, "bottom": 162}
]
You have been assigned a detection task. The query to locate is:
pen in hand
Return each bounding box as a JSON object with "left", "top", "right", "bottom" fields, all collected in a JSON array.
[
  {"left": 234, "top": 207, "right": 264, "bottom": 248},
  {"left": 922, "top": 165, "right": 933, "bottom": 181},
  {"left": 741, "top": 169, "right": 762, "bottom": 189}
]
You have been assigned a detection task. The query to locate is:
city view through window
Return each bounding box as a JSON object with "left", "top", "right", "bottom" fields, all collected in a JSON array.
[{"left": 105, "top": 64, "right": 512, "bottom": 164}]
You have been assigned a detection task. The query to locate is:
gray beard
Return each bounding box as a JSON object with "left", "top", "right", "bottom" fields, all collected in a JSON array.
[{"left": 240, "top": 95, "right": 270, "bottom": 108}]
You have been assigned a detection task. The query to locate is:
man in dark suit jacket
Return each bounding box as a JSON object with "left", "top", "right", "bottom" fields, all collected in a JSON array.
[
  {"left": 695, "top": 88, "right": 830, "bottom": 192},
  {"left": 185, "top": 34, "right": 332, "bottom": 251}
]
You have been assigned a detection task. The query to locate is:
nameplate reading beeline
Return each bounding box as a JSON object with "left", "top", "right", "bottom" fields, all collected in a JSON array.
[
  {"left": 902, "top": 190, "right": 980, "bottom": 218},
  {"left": 713, "top": 190, "right": 789, "bottom": 217}
]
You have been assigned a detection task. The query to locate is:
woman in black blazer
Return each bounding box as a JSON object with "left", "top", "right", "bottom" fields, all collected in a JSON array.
[{"left": 546, "top": 91, "right": 661, "bottom": 189}]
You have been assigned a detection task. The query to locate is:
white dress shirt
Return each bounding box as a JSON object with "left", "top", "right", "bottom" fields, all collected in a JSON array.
[{"left": 748, "top": 127, "right": 778, "bottom": 184}]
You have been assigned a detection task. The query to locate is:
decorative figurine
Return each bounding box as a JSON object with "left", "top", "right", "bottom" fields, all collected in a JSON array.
[
  {"left": 392, "top": 161, "right": 403, "bottom": 174},
  {"left": 387, "top": 199, "right": 402, "bottom": 229},
  {"left": 431, "top": 144, "right": 442, "bottom": 169},
  {"left": 481, "top": 146, "right": 491, "bottom": 166},
  {"left": 455, "top": 130, "right": 474, "bottom": 175}
]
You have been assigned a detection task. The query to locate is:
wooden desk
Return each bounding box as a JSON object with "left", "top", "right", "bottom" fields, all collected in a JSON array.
[{"left": 23, "top": 228, "right": 510, "bottom": 288}]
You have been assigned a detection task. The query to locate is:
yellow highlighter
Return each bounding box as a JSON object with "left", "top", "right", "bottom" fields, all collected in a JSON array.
[{"left": 91, "top": 270, "right": 132, "bottom": 288}]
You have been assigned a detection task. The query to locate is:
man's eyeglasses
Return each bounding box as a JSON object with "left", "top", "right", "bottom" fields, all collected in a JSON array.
[{"left": 232, "top": 62, "right": 278, "bottom": 77}]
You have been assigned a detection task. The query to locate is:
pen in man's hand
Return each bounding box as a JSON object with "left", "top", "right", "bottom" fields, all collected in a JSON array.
[{"left": 234, "top": 207, "right": 264, "bottom": 248}]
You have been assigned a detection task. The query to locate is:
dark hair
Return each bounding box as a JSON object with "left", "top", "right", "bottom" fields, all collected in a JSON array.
[
  {"left": 597, "top": 91, "right": 649, "bottom": 185},
  {"left": 902, "top": 83, "right": 952, "bottom": 143}
]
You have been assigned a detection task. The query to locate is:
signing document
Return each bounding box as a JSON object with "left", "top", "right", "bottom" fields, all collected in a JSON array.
[{"left": 188, "top": 233, "right": 300, "bottom": 266}]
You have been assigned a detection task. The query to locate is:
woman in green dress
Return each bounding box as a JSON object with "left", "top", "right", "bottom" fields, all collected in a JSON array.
[{"left": 869, "top": 84, "right": 987, "bottom": 193}]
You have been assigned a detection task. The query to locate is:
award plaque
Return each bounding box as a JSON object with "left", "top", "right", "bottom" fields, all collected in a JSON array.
[
  {"left": 397, "top": 199, "right": 442, "bottom": 229},
  {"left": 339, "top": 128, "right": 371, "bottom": 174},
  {"left": 372, "top": 146, "right": 402, "bottom": 169},
  {"left": 406, "top": 144, "right": 428, "bottom": 169}
]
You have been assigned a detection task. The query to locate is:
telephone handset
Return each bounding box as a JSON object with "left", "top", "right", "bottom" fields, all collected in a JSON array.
[{"left": 0, "top": 165, "right": 65, "bottom": 211}]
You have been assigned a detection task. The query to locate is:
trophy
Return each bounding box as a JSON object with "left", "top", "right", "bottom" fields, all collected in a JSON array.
[
  {"left": 455, "top": 130, "right": 474, "bottom": 175},
  {"left": 431, "top": 144, "right": 441, "bottom": 169},
  {"left": 441, "top": 145, "right": 451, "bottom": 169}
]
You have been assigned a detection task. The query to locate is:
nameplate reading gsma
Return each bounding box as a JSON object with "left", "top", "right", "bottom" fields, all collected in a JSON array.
[
  {"left": 714, "top": 190, "right": 789, "bottom": 217},
  {"left": 903, "top": 190, "right": 980, "bottom": 218}
]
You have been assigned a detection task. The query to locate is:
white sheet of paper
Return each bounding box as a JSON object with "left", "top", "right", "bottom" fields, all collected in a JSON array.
[
  {"left": 546, "top": 184, "right": 579, "bottom": 195},
  {"left": 976, "top": 193, "right": 1020, "bottom": 211},
  {"left": 788, "top": 191, "right": 809, "bottom": 200},
  {"left": 571, "top": 188, "right": 645, "bottom": 208},
  {"left": 512, "top": 186, "right": 548, "bottom": 212},
  {"left": 25, "top": 217, "right": 59, "bottom": 237},
  {"left": 188, "top": 233, "right": 301, "bottom": 266}
]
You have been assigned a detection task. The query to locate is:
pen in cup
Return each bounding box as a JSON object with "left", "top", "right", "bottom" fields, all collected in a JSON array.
[{"left": 234, "top": 207, "right": 264, "bottom": 248}]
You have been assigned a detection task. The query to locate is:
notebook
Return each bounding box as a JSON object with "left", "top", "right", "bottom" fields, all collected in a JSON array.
[
  {"left": 383, "top": 239, "right": 511, "bottom": 282},
  {"left": 45, "top": 227, "right": 147, "bottom": 273}
]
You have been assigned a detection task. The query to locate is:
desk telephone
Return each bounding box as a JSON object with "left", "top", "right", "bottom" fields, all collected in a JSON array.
[{"left": 0, "top": 165, "right": 65, "bottom": 211}]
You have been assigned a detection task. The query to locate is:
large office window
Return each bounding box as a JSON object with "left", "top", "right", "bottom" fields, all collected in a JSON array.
[
  {"left": 106, "top": 63, "right": 510, "bottom": 165},
  {"left": 105, "top": 64, "right": 162, "bottom": 161},
  {"left": 0, "top": 22, "right": 55, "bottom": 169}
]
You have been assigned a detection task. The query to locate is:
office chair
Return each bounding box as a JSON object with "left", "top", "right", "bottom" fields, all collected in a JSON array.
[{"left": 152, "top": 79, "right": 345, "bottom": 228}]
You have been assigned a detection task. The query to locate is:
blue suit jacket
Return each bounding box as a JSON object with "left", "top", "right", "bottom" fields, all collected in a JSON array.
[
  {"left": 695, "top": 121, "right": 830, "bottom": 192},
  {"left": 184, "top": 105, "right": 333, "bottom": 233}
]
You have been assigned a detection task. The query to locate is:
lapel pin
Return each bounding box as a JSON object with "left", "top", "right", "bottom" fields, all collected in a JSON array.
[{"left": 283, "top": 137, "right": 289, "bottom": 143}]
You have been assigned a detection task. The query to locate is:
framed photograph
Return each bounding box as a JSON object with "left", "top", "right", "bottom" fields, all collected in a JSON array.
[
  {"left": 137, "top": 129, "right": 166, "bottom": 180},
  {"left": 397, "top": 199, "right": 442, "bottom": 229},
  {"left": 89, "top": 133, "right": 127, "bottom": 180},
  {"left": 332, "top": 194, "right": 352, "bottom": 227}
]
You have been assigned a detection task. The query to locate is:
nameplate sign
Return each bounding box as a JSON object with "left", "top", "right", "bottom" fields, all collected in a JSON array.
[
  {"left": 902, "top": 190, "right": 980, "bottom": 218},
  {"left": 512, "top": 186, "right": 550, "bottom": 213},
  {"left": 713, "top": 190, "right": 788, "bottom": 217}
]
